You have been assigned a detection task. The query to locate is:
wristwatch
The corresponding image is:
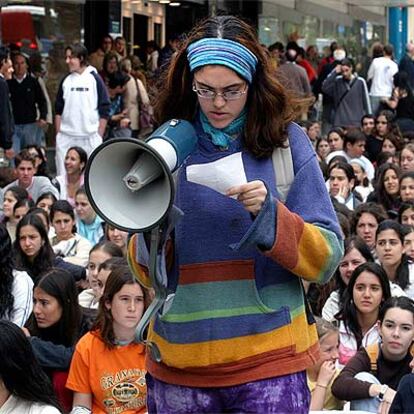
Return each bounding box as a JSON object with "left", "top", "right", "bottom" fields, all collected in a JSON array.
[{"left": 378, "top": 384, "right": 389, "bottom": 402}]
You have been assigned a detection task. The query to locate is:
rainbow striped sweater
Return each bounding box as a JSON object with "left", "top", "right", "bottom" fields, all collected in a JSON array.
[{"left": 129, "top": 122, "right": 343, "bottom": 387}]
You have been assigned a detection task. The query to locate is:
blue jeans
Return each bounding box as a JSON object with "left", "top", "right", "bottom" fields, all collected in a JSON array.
[
  {"left": 350, "top": 371, "right": 381, "bottom": 413},
  {"left": 13, "top": 122, "right": 44, "bottom": 153}
]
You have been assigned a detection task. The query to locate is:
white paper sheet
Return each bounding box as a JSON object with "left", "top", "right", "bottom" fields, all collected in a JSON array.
[{"left": 186, "top": 152, "right": 247, "bottom": 197}]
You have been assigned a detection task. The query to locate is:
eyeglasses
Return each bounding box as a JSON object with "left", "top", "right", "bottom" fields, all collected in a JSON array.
[{"left": 192, "top": 83, "right": 248, "bottom": 101}]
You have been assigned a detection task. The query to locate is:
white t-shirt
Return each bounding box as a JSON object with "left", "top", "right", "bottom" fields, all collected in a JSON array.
[
  {"left": 367, "top": 57, "right": 398, "bottom": 97},
  {"left": 0, "top": 394, "right": 60, "bottom": 414}
]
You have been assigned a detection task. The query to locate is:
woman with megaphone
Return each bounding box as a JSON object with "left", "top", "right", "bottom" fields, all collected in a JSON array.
[{"left": 128, "top": 15, "right": 343, "bottom": 413}]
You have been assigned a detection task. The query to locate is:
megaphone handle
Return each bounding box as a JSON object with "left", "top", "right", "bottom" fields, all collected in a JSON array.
[{"left": 135, "top": 226, "right": 167, "bottom": 363}]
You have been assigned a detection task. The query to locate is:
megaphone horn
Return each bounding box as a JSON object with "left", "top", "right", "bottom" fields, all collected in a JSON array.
[{"left": 84, "top": 119, "right": 197, "bottom": 233}]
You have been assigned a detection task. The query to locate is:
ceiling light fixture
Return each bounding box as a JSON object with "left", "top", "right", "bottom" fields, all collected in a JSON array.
[{"left": 169, "top": 1, "right": 181, "bottom": 5}]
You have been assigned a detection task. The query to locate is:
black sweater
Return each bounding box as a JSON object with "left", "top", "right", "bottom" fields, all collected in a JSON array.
[
  {"left": 0, "top": 76, "right": 14, "bottom": 149},
  {"left": 332, "top": 346, "right": 412, "bottom": 401},
  {"left": 8, "top": 73, "right": 47, "bottom": 124}
]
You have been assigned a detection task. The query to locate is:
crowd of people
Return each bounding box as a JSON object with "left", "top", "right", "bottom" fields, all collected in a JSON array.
[{"left": 1, "top": 12, "right": 414, "bottom": 414}]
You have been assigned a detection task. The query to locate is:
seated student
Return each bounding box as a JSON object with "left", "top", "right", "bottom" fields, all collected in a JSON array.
[
  {"left": 0, "top": 223, "right": 33, "bottom": 327},
  {"left": 1, "top": 186, "right": 29, "bottom": 241},
  {"left": 307, "top": 317, "right": 344, "bottom": 411},
  {"left": 78, "top": 241, "right": 123, "bottom": 309},
  {"left": 376, "top": 220, "right": 414, "bottom": 298},
  {"left": 325, "top": 128, "right": 375, "bottom": 181},
  {"left": 23, "top": 268, "right": 91, "bottom": 412},
  {"left": 0, "top": 320, "right": 61, "bottom": 413},
  {"left": 1, "top": 149, "right": 59, "bottom": 206},
  {"left": 322, "top": 236, "right": 405, "bottom": 322},
  {"left": 335, "top": 262, "right": 392, "bottom": 366},
  {"left": 332, "top": 296, "right": 414, "bottom": 413},
  {"left": 96, "top": 257, "right": 128, "bottom": 299},
  {"left": 14, "top": 214, "right": 86, "bottom": 283},
  {"left": 328, "top": 161, "right": 362, "bottom": 211},
  {"left": 67, "top": 266, "right": 149, "bottom": 414},
  {"left": 53, "top": 146, "right": 87, "bottom": 207},
  {"left": 104, "top": 222, "right": 128, "bottom": 256},
  {"left": 399, "top": 171, "right": 414, "bottom": 203},
  {"left": 399, "top": 201, "right": 414, "bottom": 227},
  {"left": 27, "top": 206, "right": 55, "bottom": 240},
  {"left": 75, "top": 187, "right": 104, "bottom": 245},
  {"left": 351, "top": 202, "right": 388, "bottom": 260},
  {"left": 12, "top": 198, "right": 34, "bottom": 223},
  {"left": 50, "top": 200, "right": 91, "bottom": 267},
  {"left": 349, "top": 158, "right": 374, "bottom": 202},
  {"left": 367, "top": 163, "right": 401, "bottom": 218},
  {"left": 36, "top": 192, "right": 58, "bottom": 217},
  {"left": 403, "top": 225, "right": 414, "bottom": 262}
]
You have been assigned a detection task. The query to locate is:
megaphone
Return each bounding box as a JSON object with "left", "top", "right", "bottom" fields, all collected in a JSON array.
[{"left": 84, "top": 119, "right": 197, "bottom": 232}]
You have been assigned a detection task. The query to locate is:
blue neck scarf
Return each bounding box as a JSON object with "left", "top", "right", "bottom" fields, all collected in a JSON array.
[{"left": 199, "top": 109, "right": 246, "bottom": 148}]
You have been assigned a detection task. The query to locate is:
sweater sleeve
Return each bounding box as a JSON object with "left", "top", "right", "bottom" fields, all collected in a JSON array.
[
  {"left": 231, "top": 129, "right": 343, "bottom": 284},
  {"left": 321, "top": 70, "right": 337, "bottom": 98},
  {"left": 331, "top": 347, "right": 373, "bottom": 401},
  {"left": 389, "top": 374, "right": 412, "bottom": 414}
]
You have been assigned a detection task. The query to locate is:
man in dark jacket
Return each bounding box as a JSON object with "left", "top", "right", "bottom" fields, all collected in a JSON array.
[
  {"left": 8, "top": 52, "right": 47, "bottom": 152},
  {"left": 399, "top": 43, "right": 414, "bottom": 91},
  {"left": 0, "top": 47, "right": 14, "bottom": 160},
  {"left": 322, "top": 58, "right": 371, "bottom": 128}
]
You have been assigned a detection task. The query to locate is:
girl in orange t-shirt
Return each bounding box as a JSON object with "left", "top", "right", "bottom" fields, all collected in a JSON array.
[{"left": 67, "top": 266, "right": 150, "bottom": 414}]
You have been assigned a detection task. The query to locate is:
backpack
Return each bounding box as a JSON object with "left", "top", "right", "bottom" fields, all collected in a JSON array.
[
  {"left": 272, "top": 139, "right": 294, "bottom": 203},
  {"left": 366, "top": 343, "right": 414, "bottom": 376}
]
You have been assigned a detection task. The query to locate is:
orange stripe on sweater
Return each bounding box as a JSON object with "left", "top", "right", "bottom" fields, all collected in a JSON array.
[{"left": 265, "top": 201, "right": 304, "bottom": 270}]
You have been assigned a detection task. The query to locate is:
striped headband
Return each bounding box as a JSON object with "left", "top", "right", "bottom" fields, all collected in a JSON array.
[{"left": 187, "top": 38, "right": 258, "bottom": 83}]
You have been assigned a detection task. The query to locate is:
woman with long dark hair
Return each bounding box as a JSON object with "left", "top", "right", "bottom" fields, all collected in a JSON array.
[
  {"left": 0, "top": 223, "right": 33, "bottom": 327},
  {"left": 50, "top": 200, "right": 91, "bottom": 267},
  {"left": 375, "top": 220, "right": 414, "bottom": 297},
  {"left": 1, "top": 186, "right": 29, "bottom": 241},
  {"left": 14, "top": 214, "right": 86, "bottom": 283},
  {"left": 52, "top": 146, "right": 87, "bottom": 207},
  {"left": 367, "top": 162, "right": 401, "bottom": 217},
  {"left": 335, "top": 262, "right": 391, "bottom": 366},
  {"left": 24, "top": 268, "right": 89, "bottom": 412},
  {"left": 67, "top": 266, "right": 149, "bottom": 413},
  {"left": 0, "top": 320, "right": 61, "bottom": 413}
]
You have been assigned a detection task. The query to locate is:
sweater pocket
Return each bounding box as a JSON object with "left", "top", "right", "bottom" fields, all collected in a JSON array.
[{"left": 150, "top": 260, "right": 295, "bottom": 369}]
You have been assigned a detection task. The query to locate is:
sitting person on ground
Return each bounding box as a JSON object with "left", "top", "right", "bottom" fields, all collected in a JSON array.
[
  {"left": 24, "top": 268, "right": 91, "bottom": 412},
  {"left": 78, "top": 241, "right": 123, "bottom": 309},
  {"left": 67, "top": 266, "right": 149, "bottom": 414},
  {"left": 14, "top": 214, "right": 86, "bottom": 283},
  {"left": 1, "top": 186, "right": 29, "bottom": 241},
  {"left": 50, "top": 200, "right": 91, "bottom": 267},
  {"left": 0, "top": 223, "right": 33, "bottom": 327},
  {"left": 52, "top": 146, "right": 87, "bottom": 208},
  {"left": 307, "top": 317, "right": 344, "bottom": 411},
  {"left": 0, "top": 320, "right": 61, "bottom": 413},
  {"left": 322, "top": 236, "right": 405, "bottom": 322},
  {"left": 376, "top": 220, "right": 414, "bottom": 298},
  {"left": 75, "top": 187, "right": 104, "bottom": 245},
  {"left": 335, "top": 262, "right": 391, "bottom": 366},
  {"left": 332, "top": 296, "right": 414, "bottom": 413},
  {"left": 104, "top": 222, "right": 128, "bottom": 256}
]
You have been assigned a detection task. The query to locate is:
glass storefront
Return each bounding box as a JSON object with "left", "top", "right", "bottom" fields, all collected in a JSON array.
[{"left": 258, "top": 0, "right": 385, "bottom": 61}]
